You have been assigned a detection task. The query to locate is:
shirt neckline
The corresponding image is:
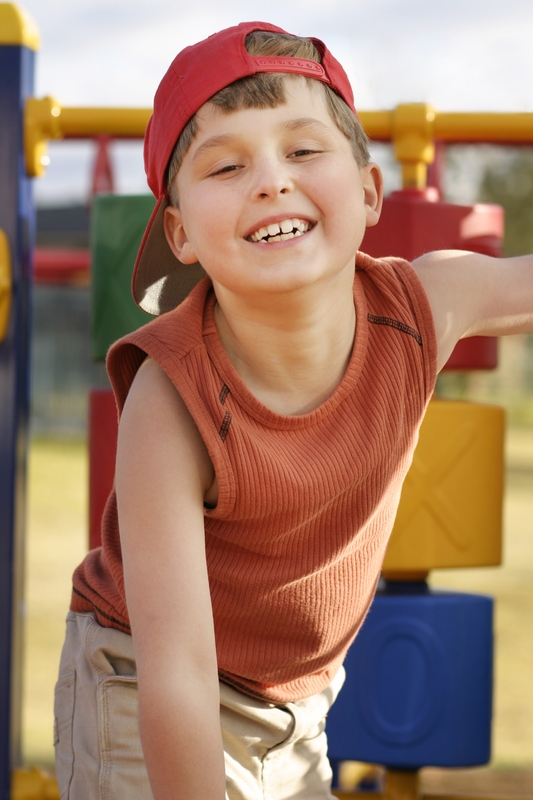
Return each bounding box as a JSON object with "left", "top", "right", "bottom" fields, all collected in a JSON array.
[{"left": 202, "top": 272, "right": 369, "bottom": 430}]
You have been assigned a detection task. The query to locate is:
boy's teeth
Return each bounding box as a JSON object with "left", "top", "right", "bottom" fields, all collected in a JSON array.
[{"left": 250, "top": 218, "right": 311, "bottom": 242}]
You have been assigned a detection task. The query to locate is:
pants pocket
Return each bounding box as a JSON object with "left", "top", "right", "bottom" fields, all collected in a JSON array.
[
  {"left": 54, "top": 670, "right": 76, "bottom": 800},
  {"left": 98, "top": 677, "right": 154, "bottom": 800}
]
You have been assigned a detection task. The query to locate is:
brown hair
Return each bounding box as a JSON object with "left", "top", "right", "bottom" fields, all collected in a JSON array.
[{"left": 166, "top": 31, "right": 370, "bottom": 205}]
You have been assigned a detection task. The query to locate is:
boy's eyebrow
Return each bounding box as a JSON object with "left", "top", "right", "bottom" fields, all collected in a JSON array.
[
  {"left": 191, "top": 134, "right": 236, "bottom": 163},
  {"left": 191, "top": 117, "right": 335, "bottom": 163},
  {"left": 280, "top": 117, "right": 334, "bottom": 136}
]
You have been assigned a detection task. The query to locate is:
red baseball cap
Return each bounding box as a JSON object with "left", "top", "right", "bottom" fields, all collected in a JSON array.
[{"left": 133, "top": 21, "right": 357, "bottom": 314}]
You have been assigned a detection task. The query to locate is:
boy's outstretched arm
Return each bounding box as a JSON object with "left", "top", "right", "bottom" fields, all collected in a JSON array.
[
  {"left": 115, "top": 357, "right": 226, "bottom": 800},
  {"left": 413, "top": 251, "right": 533, "bottom": 371}
]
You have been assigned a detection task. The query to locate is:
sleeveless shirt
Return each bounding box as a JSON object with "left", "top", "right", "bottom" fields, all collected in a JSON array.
[{"left": 71, "top": 251, "right": 437, "bottom": 703}]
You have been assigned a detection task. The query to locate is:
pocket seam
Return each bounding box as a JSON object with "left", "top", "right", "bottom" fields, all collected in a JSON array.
[{"left": 54, "top": 668, "right": 76, "bottom": 800}]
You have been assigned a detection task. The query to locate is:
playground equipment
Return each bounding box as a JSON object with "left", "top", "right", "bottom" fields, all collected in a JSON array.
[
  {"left": 0, "top": 7, "right": 37, "bottom": 800},
  {"left": 0, "top": 2, "right": 531, "bottom": 798}
]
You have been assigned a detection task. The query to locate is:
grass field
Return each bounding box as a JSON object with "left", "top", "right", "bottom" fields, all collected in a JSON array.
[
  {"left": 21, "top": 430, "right": 533, "bottom": 779},
  {"left": 23, "top": 438, "right": 87, "bottom": 768}
]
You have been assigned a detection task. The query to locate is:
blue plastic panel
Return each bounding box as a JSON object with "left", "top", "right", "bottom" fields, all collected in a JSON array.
[{"left": 326, "top": 587, "right": 493, "bottom": 768}]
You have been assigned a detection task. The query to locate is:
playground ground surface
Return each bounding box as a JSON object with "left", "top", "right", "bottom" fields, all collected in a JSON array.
[{"left": 21, "top": 428, "right": 533, "bottom": 795}]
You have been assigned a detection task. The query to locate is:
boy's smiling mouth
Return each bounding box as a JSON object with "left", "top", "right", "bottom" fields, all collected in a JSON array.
[{"left": 247, "top": 218, "right": 314, "bottom": 243}]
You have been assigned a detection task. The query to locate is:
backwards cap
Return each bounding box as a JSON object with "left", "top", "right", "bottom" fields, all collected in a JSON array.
[{"left": 134, "top": 21, "right": 357, "bottom": 315}]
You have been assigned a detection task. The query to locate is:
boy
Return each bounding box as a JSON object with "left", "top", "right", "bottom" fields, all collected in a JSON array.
[{"left": 55, "top": 21, "right": 533, "bottom": 800}]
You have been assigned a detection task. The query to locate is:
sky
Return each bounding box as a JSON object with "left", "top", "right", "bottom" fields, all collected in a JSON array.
[{"left": 20, "top": 0, "right": 533, "bottom": 205}]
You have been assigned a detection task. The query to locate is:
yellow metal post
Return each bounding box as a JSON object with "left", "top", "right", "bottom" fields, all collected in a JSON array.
[
  {"left": 0, "top": 3, "right": 39, "bottom": 50},
  {"left": 24, "top": 97, "right": 62, "bottom": 177},
  {"left": 384, "top": 770, "right": 420, "bottom": 800},
  {"left": 391, "top": 104, "right": 436, "bottom": 189}
]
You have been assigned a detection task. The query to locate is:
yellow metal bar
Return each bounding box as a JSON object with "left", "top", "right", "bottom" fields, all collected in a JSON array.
[
  {"left": 59, "top": 106, "right": 151, "bottom": 139},
  {"left": 359, "top": 109, "right": 533, "bottom": 145},
  {"left": 422, "top": 797, "right": 512, "bottom": 800},
  {"left": 333, "top": 793, "right": 513, "bottom": 800},
  {"left": 358, "top": 110, "right": 394, "bottom": 141},
  {"left": 434, "top": 111, "right": 533, "bottom": 143},
  {"left": 358, "top": 106, "right": 533, "bottom": 189},
  {"left": 24, "top": 99, "right": 151, "bottom": 176},
  {"left": 24, "top": 96, "right": 533, "bottom": 185},
  {"left": 26, "top": 104, "right": 533, "bottom": 147}
]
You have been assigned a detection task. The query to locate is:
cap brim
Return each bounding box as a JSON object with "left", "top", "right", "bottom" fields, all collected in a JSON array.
[{"left": 132, "top": 196, "right": 207, "bottom": 316}]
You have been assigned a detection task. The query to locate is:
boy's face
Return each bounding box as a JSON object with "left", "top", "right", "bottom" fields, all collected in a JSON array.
[{"left": 164, "top": 77, "right": 383, "bottom": 301}]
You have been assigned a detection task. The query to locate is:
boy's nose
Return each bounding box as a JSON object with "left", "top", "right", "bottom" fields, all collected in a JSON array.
[{"left": 252, "top": 158, "right": 294, "bottom": 200}]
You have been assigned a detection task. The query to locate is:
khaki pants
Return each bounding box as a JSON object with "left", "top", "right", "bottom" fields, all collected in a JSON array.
[{"left": 54, "top": 612, "right": 345, "bottom": 800}]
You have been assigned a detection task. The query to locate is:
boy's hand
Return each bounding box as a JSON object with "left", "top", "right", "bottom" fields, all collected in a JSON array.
[
  {"left": 413, "top": 250, "right": 533, "bottom": 371},
  {"left": 116, "top": 358, "right": 226, "bottom": 800}
]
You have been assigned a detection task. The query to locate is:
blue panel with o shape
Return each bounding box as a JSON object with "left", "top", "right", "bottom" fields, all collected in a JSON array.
[{"left": 326, "top": 587, "right": 493, "bottom": 768}]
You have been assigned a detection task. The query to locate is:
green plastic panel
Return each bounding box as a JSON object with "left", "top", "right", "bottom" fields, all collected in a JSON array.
[{"left": 91, "top": 194, "right": 155, "bottom": 360}]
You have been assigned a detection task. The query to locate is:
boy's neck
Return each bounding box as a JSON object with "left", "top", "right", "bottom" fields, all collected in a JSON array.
[{"left": 212, "top": 268, "right": 356, "bottom": 416}]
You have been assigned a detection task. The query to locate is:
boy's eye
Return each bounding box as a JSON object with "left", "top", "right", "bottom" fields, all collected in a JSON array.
[
  {"left": 290, "top": 149, "right": 315, "bottom": 157},
  {"left": 212, "top": 164, "right": 240, "bottom": 176}
]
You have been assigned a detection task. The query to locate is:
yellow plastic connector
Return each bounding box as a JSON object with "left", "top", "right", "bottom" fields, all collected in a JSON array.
[
  {"left": 392, "top": 103, "right": 436, "bottom": 189},
  {"left": 11, "top": 767, "right": 59, "bottom": 800},
  {"left": 382, "top": 399, "right": 504, "bottom": 576},
  {"left": 0, "top": 229, "right": 12, "bottom": 343},
  {"left": 0, "top": 3, "right": 40, "bottom": 50},
  {"left": 24, "top": 96, "right": 63, "bottom": 177},
  {"left": 24, "top": 100, "right": 151, "bottom": 177}
]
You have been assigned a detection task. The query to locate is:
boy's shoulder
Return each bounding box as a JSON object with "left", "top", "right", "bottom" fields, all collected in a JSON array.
[
  {"left": 106, "top": 276, "right": 213, "bottom": 410},
  {"left": 355, "top": 250, "right": 433, "bottom": 316}
]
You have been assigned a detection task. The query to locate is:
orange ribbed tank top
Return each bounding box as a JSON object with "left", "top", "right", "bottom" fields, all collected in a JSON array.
[{"left": 72, "top": 251, "right": 437, "bottom": 703}]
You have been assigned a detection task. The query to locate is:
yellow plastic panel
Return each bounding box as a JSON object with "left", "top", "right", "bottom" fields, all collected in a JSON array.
[
  {"left": 11, "top": 766, "right": 59, "bottom": 799},
  {"left": 382, "top": 399, "right": 504, "bottom": 574},
  {"left": 0, "top": 229, "right": 12, "bottom": 342},
  {"left": 0, "top": 3, "right": 40, "bottom": 50}
]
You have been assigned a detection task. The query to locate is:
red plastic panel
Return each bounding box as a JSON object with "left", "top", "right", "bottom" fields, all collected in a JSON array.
[
  {"left": 442, "top": 336, "right": 498, "bottom": 372},
  {"left": 34, "top": 248, "right": 90, "bottom": 284},
  {"left": 88, "top": 389, "right": 118, "bottom": 550},
  {"left": 361, "top": 189, "right": 503, "bottom": 370}
]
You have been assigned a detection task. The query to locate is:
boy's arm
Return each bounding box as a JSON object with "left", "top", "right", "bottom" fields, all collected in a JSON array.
[
  {"left": 412, "top": 251, "right": 533, "bottom": 371},
  {"left": 115, "top": 357, "right": 226, "bottom": 800}
]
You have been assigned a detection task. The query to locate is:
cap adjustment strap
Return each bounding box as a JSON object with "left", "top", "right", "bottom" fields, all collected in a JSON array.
[{"left": 251, "top": 56, "right": 328, "bottom": 82}]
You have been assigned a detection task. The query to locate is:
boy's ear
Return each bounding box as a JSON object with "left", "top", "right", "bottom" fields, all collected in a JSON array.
[
  {"left": 361, "top": 163, "right": 384, "bottom": 228},
  {"left": 163, "top": 205, "right": 199, "bottom": 265}
]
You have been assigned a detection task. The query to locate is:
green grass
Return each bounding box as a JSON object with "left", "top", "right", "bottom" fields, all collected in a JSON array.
[{"left": 22, "top": 438, "right": 88, "bottom": 768}]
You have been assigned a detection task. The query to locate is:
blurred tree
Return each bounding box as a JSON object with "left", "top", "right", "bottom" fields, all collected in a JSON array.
[
  {"left": 478, "top": 147, "right": 533, "bottom": 257},
  {"left": 439, "top": 147, "right": 533, "bottom": 414}
]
